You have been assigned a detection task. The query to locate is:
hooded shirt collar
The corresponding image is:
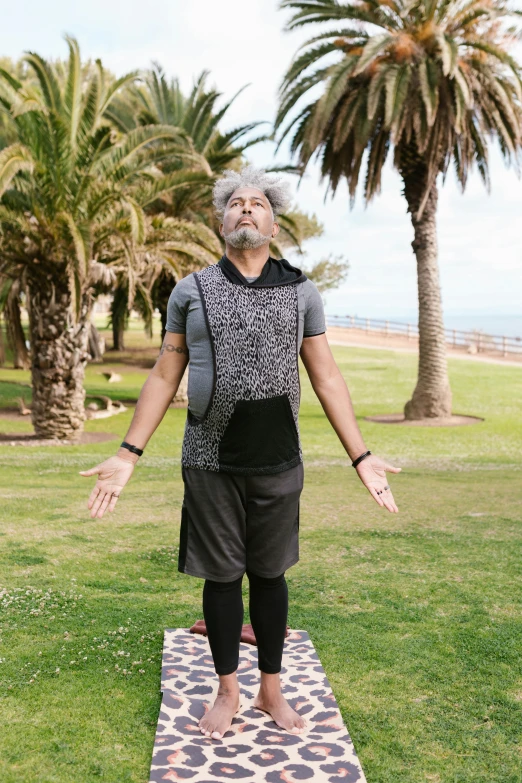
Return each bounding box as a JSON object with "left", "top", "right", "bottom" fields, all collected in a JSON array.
[{"left": 218, "top": 254, "right": 307, "bottom": 288}]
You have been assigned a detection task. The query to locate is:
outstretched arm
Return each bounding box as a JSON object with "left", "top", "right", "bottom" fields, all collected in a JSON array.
[
  {"left": 116, "top": 332, "right": 189, "bottom": 455},
  {"left": 80, "top": 332, "right": 189, "bottom": 518},
  {"left": 299, "top": 333, "right": 400, "bottom": 513}
]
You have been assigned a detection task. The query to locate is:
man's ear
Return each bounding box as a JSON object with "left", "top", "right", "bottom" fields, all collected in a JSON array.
[
  {"left": 218, "top": 222, "right": 225, "bottom": 238},
  {"left": 271, "top": 221, "right": 280, "bottom": 238}
]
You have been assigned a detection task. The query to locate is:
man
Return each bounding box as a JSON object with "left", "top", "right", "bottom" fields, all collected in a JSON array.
[{"left": 80, "top": 165, "right": 400, "bottom": 742}]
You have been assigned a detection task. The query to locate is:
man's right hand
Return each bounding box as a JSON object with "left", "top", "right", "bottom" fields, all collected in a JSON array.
[{"left": 79, "top": 454, "right": 137, "bottom": 518}]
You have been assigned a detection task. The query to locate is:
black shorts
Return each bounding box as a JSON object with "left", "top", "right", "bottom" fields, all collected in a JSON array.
[{"left": 178, "top": 461, "right": 304, "bottom": 582}]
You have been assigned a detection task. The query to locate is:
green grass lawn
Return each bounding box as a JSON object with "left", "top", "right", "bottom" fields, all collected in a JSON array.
[{"left": 0, "top": 328, "right": 521, "bottom": 782}]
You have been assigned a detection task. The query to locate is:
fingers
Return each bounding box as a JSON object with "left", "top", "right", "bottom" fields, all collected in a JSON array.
[
  {"left": 86, "top": 479, "right": 121, "bottom": 517},
  {"left": 384, "top": 463, "right": 402, "bottom": 473},
  {"left": 90, "top": 490, "right": 108, "bottom": 519},
  {"left": 87, "top": 485, "right": 100, "bottom": 510},
  {"left": 90, "top": 489, "right": 120, "bottom": 518},
  {"left": 370, "top": 486, "right": 399, "bottom": 513},
  {"left": 108, "top": 493, "right": 120, "bottom": 513},
  {"left": 369, "top": 486, "right": 385, "bottom": 507},
  {"left": 96, "top": 493, "right": 113, "bottom": 519},
  {"left": 382, "top": 489, "right": 399, "bottom": 513},
  {"left": 79, "top": 464, "right": 101, "bottom": 477}
]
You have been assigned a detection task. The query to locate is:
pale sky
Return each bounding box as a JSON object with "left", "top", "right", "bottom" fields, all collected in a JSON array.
[{"left": 2, "top": 0, "right": 521, "bottom": 320}]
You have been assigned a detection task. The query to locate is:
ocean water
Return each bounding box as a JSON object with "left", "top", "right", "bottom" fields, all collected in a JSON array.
[
  {"left": 326, "top": 312, "right": 522, "bottom": 339},
  {"left": 441, "top": 315, "right": 522, "bottom": 339}
]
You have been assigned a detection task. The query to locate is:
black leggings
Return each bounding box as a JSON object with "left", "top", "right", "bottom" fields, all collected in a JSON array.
[{"left": 202, "top": 571, "right": 288, "bottom": 675}]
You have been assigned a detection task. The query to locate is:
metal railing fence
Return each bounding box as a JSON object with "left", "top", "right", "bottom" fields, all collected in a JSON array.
[{"left": 326, "top": 314, "right": 522, "bottom": 357}]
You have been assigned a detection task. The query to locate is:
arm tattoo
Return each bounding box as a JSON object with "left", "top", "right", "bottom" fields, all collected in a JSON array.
[{"left": 160, "top": 343, "right": 189, "bottom": 356}]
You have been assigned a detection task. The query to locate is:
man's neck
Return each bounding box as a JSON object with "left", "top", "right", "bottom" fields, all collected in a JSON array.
[{"left": 224, "top": 244, "right": 270, "bottom": 278}]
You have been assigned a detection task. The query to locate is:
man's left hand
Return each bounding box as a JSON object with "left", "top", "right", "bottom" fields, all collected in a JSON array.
[{"left": 355, "top": 455, "right": 401, "bottom": 513}]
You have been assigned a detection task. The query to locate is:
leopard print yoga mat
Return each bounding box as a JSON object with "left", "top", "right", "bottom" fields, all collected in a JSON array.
[{"left": 149, "top": 628, "right": 367, "bottom": 782}]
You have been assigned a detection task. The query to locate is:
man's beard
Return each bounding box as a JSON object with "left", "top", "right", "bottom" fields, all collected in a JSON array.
[{"left": 224, "top": 225, "right": 272, "bottom": 250}]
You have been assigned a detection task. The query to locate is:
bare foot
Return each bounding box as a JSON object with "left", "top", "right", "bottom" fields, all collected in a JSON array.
[
  {"left": 253, "top": 691, "right": 307, "bottom": 734},
  {"left": 199, "top": 683, "right": 240, "bottom": 740}
]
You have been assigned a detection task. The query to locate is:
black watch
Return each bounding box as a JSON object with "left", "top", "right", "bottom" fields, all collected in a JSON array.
[
  {"left": 120, "top": 441, "right": 144, "bottom": 457},
  {"left": 352, "top": 450, "right": 371, "bottom": 468}
]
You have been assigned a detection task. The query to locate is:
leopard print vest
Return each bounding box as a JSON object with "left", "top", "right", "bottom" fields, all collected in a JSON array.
[{"left": 181, "top": 263, "right": 302, "bottom": 475}]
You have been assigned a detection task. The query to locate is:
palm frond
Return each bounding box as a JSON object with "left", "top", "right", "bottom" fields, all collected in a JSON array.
[
  {"left": 59, "top": 211, "right": 89, "bottom": 278},
  {"left": 384, "top": 64, "right": 411, "bottom": 134},
  {"left": 63, "top": 35, "right": 83, "bottom": 149},
  {"left": 354, "top": 34, "right": 395, "bottom": 75},
  {"left": 99, "top": 70, "right": 139, "bottom": 117},
  {"left": 133, "top": 170, "right": 213, "bottom": 208},
  {"left": 94, "top": 124, "right": 190, "bottom": 180},
  {"left": 0, "top": 143, "right": 34, "bottom": 196},
  {"left": 276, "top": 0, "right": 522, "bottom": 207},
  {"left": 122, "top": 196, "right": 146, "bottom": 244},
  {"left": 23, "top": 51, "right": 62, "bottom": 112}
]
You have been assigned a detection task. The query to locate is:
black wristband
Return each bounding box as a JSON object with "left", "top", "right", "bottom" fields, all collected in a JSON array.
[
  {"left": 120, "top": 441, "right": 143, "bottom": 457},
  {"left": 352, "top": 450, "right": 371, "bottom": 468}
]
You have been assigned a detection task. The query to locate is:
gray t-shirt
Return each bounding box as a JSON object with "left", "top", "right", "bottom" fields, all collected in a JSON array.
[{"left": 166, "top": 272, "right": 326, "bottom": 419}]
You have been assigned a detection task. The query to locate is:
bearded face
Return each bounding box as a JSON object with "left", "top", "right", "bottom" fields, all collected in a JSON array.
[
  {"left": 220, "top": 187, "right": 278, "bottom": 251},
  {"left": 223, "top": 223, "right": 273, "bottom": 250}
]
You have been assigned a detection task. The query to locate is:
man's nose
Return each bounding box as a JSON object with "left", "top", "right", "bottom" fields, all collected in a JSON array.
[{"left": 242, "top": 204, "right": 252, "bottom": 213}]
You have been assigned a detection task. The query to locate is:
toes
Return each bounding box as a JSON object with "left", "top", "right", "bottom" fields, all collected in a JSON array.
[{"left": 211, "top": 730, "right": 222, "bottom": 740}]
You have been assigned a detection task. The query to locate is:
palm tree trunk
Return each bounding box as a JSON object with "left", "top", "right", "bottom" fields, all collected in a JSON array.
[
  {"left": 159, "top": 306, "right": 168, "bottom": 343},
  {"left": 401, "top": 161, "right": 452, "bottom": 419},
  {"left": 0, "top": 315, "right": 5, "bottom": 366},
  {"left": 153, "top": 272, "right": 174, "bottom": 344},
  {"left": 88, "top": 321, "right": 105, "bottom": 362},
  {"left": 26, "top": 273, "right": 91, "bottom": 440},
  {"left": 5, "top": 282, "right": 30, "bottom": 370},
  {"left": 112, "top": 318, "right": 125, "bottom": 351},
  {"left": 110, "top": 286, "right": 127, "bottom": 351}
]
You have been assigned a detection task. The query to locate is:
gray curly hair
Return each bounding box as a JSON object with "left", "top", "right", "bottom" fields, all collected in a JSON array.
[{"left": 213, "top": 165, "right": 291, "bottom": 220}]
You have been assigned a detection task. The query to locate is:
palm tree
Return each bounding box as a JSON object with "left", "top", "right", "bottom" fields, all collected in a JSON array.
[
  {"left": 109, "top": 65, "right": 266, "bottom": 173},
  {"left": 276, "top": 0, "right": 522, "bottom": 418},
  {"left": 0, "top": 36, "right": 212, "bottom": 440},
  {"left": 109, "top": 64, "right": 330, "bottom": 352},
  {"left": 0, "top": 276, "right": 30, "bottom": 369},
  {"left": 105, "top": 65, "right": 267, "bottom": 349},
  {"left": 109, "top": 213, "right": 222, "bottom": 350}
]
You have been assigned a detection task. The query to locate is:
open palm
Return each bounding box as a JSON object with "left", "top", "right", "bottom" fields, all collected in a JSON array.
[
  {"left": 79, "top": 456, "right": 136, "bottom": 519},
  {"left": 355, "top": 455, "right": 401, "bottom": 513}
]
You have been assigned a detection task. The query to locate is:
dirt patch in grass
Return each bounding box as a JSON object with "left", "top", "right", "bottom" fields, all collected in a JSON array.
[
  {"left": 0, "top": 407, "right": 28, "bottom": 421},
  {"left": 0, "top": 432, "right": 118, "bottom": 446},
  {"left": 0, "top": 400, "right": 187, "bottom": 421},
  {"left": 364, "top": 412, "right": 484, "bottom": 426}
]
